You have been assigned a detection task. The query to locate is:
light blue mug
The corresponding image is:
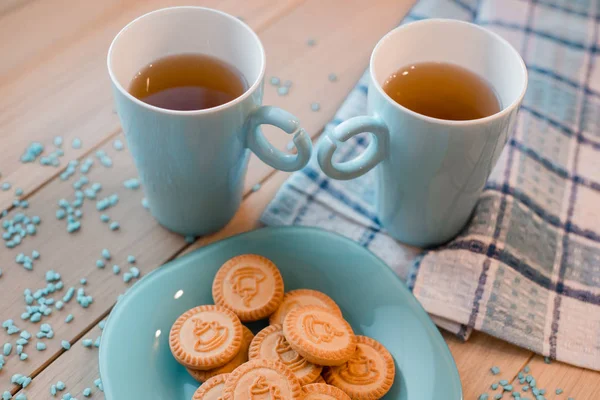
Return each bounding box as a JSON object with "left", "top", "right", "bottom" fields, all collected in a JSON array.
[
  {"left": 108, "top": 7, "right": 312, "bottom": 236},
  {"left": 317, "top": 19, "right": 527, "bottom": 247}
]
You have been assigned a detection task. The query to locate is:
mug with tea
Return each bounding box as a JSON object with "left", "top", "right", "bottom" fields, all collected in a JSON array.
[
  {"left": 108, "top": 7, "right": 312, "bottom": 236},
  {"left": 317, "top": 19, "right": 528, "bottom": 247}
]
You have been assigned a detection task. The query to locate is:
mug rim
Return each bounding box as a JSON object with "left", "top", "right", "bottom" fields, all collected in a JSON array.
[
  {"left": 369, "top": 18, "right": 528, "bottom": 126},
  {"left": 106, "top": 6, "right": 266, "bottom": 116}
]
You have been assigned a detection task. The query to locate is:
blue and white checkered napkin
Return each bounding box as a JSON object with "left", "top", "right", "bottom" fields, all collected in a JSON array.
[{"left": 261, "top": 0, "right": 600, "bottom": 370}]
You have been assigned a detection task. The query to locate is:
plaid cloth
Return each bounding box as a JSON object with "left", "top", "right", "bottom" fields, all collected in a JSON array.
[{"left": 261, "top": 0, "right": 600, "bottom": 370}]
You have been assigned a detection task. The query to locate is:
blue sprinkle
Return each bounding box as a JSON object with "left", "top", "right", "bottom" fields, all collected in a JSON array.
[
  {"left": 540, "top": 389, "right": 546, "bottom": 395},
  {"left": 31, "top": 250, "right": 40, "bottom": 259},
  {"left": 494, "top": 394, "right": 502, "bottom": 400},
  {"left": 526, "top": 375, "right": 533, "bottom": 383},
  {"left": 499, "top": 380, "right": 509, "bottom": 386},
  {"left": 61, "top": 340, "right": 71, "bottom": 350},
  {"left": 2, "top": 392, "right": 11, "bottom": 400},
  {"left": 15, "top": 188, "right": 23, "bottom": 196},
  {"left": 56, "top": 209, "right": 66, "bottom": 220},
  {"left": 185, "top": 235, "right": 195, "bottom": 244},
  {"left": 40, "top": 323, "right": 51, "bottom": 333},
  {"left": 3, "top": 343, "right": 12, "bottom": 356},
  {"left": 7, "top": 325, "right": 20, "bottom": 334},
  {"left": 54, "top": 136, "right": 63, "bottom": 147},
  {"left": 71, "top": 138, "right": 82, "bottom": 149},
  {"left": 310, "top": 102, "right": 321, "bottom": 111},
  {"left": 109, "top": 221, "right": 120, "bottom": 231},
  {"left": 20, "top": 330, "right": 31, "bottom": 340},
  {"left": 94, "top": 337, "right": 101, "bottom": 348},
  {"left": 113, "top": 139, "right": 124, "bottom": 151},
  {"left": 127, "top": 255, "right": 136, "bottom": 264},
  {"left": 80, "top": 278, "right": 87, "bottom": 285},
  {"left": 36, "top": 342, "right": 46, "bottom": 351},
  {"left": 141, "top": 198, "right": 149, "bottom": 209},
  {"left": 21, "top": 312, "right": 30, "bottom": 320},
  {"left": 252, "top": 183, "right": 261, "bottom": 192},
  {"left": 130, "top": 267, "right": 140, "bottom": 278},
  {"left": 30, "top": 312, "right": 41, "bottom": 322},
  {"left": 2, "top": 319, "right": 13, "bottom": 328},
  {"left": 101, "top": 249, "right": 111, "bottom": 260},
  {"left": 328, "top": 73, "right": 338, "bottom": 82},
  {"left": 512, "top": 392, "right": 520, "bottom": 398},
  {"left": 96, "top": 260, "right": 105, "bottom": 268},
  {"left": 19, "top": 353, "right": 28, "bottom": 361},
  {"left": 123, "top": 272, "right": 133, "bottom": 283},
  {"left": 504, "top": 385, "right": 513, "bottom": 391},
  {"left": 479, "top": 395, "right": 489, "bottom": 400},
  {"left": 123, "top": 178, "right": 140, "bottom": 190},
  {"left": 15, "top": 394, "right": 26, "bottom": 400},
  {"left": 1, "top": 182, "right": 12, "bottom": 191},
  {"left": 283, "top": 80, "right": 292, "bottom": 88},
  {"left": 16, "top": 344, "right": 23, "bottom": 355},
  {"left": 65, "top": 314, "right": 73, "bottom": 323},
  {"left": 56, "top": 381, "right": 66, "bottom": 390},
  {"left": 82, "top": 339, "right": 93, "bottom": 348},
  {"left": 491, "top": 383, "right": 499, "bottom": 390},
  {"left": 16, "top": 338, "right": 27, "bottom": 346},
  {"left": 270, "top": 76, "right": 280, "bottom": 86},
  {"left": 99, "top": 320, "right": 106, "bottom": 330},
  {"left": 51, "top": 385, "right": 57, "bottom": 395},
  {"left": 524, "top": 366, "right": 530, "bottom": 373},
  {"left": 100, "top": 214, "right": 109, "bottom": 223},
  {"left": 277, "top": 86, "right": 289, "bottom": 96},
  {"left": 100, "top": 156, "right": 113, "bottom": 167},
  {"left": 83, "top": 387, "right": 92, "bottom": 397},
  {"left": 556, "top": 389, "right": 563, "bottom": 395},
  {"left": 112, "top": 265, "right": 120, "bottom": 275},
  {"left": 307, "top": 38, "right": 316, "bottom": 46},
  {"left": 16, "top": 253, "right": 25, "bottom": 264},
  {"left": 55, "top": 300, "right": 64, "bottom": 310},
  {"left": 531, "top": 379, "right": 536, "bottom": 387}
]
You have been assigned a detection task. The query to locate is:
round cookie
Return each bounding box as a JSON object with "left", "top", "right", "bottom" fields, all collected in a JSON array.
[
  {"left": 213, "top": 254, "right": 284, "bottom": 322},
  {"left": 303, "top": 383, "right": 352, "bottom": 400},
  {"left": 323, "top": 336, "right": 395, "bottom": 400},
  {"left": 169, "top": 305, "right": 243, "bottom": 370},
  {"left": 269, "top": 289, "right": 342, "bottom": 325},
  {"left": 249, "top": 324, "right": 322, "bottom": 385},
  {"left": 283, "top": 305, "right": 356, "bottom": 366},
  {"left": 188, "top": 326, "right": 254, "bottom": 382},
  {"left": 222, "top": 359, "right": 303, "bottom": 400},
  {"left": 192, "top": 374, "right": 229, "bottom": 400}
]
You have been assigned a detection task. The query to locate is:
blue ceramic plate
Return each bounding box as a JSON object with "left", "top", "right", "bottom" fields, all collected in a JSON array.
[{"left": 99, "top": 227, "right": 462, "bottom": 399}]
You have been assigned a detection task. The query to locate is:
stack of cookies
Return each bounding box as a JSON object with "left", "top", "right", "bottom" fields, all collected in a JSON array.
[{"left": 169, "top": 254, "right": 395, "bottom": 400}]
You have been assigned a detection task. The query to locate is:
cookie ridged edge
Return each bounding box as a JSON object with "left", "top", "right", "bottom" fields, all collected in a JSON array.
[
  {"left": 303, "top": 383, "right": 352, "bottom": 400},
  {"left": 169, "top": 305, "right": 243, "bottom": 370},
  {"left": 192, "top": 373, "right": 229, "bottom": 400},
  {"left": 283, "top": 305, "right": 356, "bottom": 366},
  {"left": 212, "top": 254, "right": 284, "bottom": 322},
  {"left": 187, "top": 326, "right": 254, "bottom": 383},
  {"left": 269, "top": 289, "right": 342, "bottom": 325},
  {"left": 248, "top": 324, "right": 322, "bottom": 385},
  {"left": 323, "top": 336, "right": 396, "bottom": 400},
  {"left": 222, "top": 359, "right": 303, "bottom": 400}
]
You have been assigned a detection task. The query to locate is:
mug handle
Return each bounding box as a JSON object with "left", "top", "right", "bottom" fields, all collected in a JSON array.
[
  {"left": 245, "top": 106, "right": 312, "bottom": 172},
  {"left": 317, "top": 116, "right": 389, "bottom": 180}
]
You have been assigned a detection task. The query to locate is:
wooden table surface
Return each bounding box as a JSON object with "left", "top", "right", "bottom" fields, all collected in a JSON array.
[{"left": 1, "top": 0, "right": 599, "bottom": 399}]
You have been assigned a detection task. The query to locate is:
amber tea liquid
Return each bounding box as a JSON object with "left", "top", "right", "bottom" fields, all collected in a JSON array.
[
  {"left": 128, "top": 53, "right": 248, "bottom": 111},
  {"left": 382, "top": 62, "right": 500, "bottom": 121}
]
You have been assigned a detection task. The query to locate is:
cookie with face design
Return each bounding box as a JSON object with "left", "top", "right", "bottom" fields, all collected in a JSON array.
[{"left": 213, "top": 254, "right": 284, "bottom": 322}]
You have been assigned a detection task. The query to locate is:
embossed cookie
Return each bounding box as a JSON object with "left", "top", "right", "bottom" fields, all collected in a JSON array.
[
  {"left": 192, "top": 373, "right": 229, "bottom": 400},
  {"left": 323, "top": 336, "right": 395, "bottom": 400},
  {"left": 222, "top": 359, "right": 303, "bottom": 400},
  {"left": 170, "top": 305, "right": 243, "bottom": 370},
  {"left": 283, "top": 305, "right": 356, "bottom": 366},
  {"left": 303, "top": 383, "right": 352, "bottom": 400},
  {"left": 312, "top": 375, "right": 326, "bottom": 384},
  {"left": 269, "top": 289, "right": 342, "bottom": 326},
  {"left": 188, "top": 326, "right": 254, "bottom": 382},
  {"left": 249, "top": 324, "right": 322, "bottom": 385},
  {"left": 213, "top": 254, "right": 284, "bottom": 322}
]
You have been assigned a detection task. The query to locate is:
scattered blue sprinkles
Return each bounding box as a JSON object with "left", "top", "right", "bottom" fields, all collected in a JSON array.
[
  {"left": 123, "top": 178, "right": 140, "bottom": 190},
  {"left": 270, "top": 76, "right": 280, "bottom": 86},
  {"left": 113, "top": 139, "right": 124, "bottom": 151},
  {"left": 328, "top": 73, "right": 338, "bottom": 82},
  {"left": 311, "top": 102, "right": 321, "bottom": 111},
  {"left": 277, "top": 86, "right": 289, "bottom": 96}
]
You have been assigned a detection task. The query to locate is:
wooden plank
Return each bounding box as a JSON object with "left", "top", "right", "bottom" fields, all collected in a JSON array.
[
  {"left": 0, "top": 0, "right": 303, "bottom": 211},
  {"left": 0, "top": 0, "right": 138, "bottom": 79},
  {"left": 443, "top": 331, "right": 533, "bottom": 399},
  {"left": 0, "top": 0, "right": 413, "bottom": 389}
]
